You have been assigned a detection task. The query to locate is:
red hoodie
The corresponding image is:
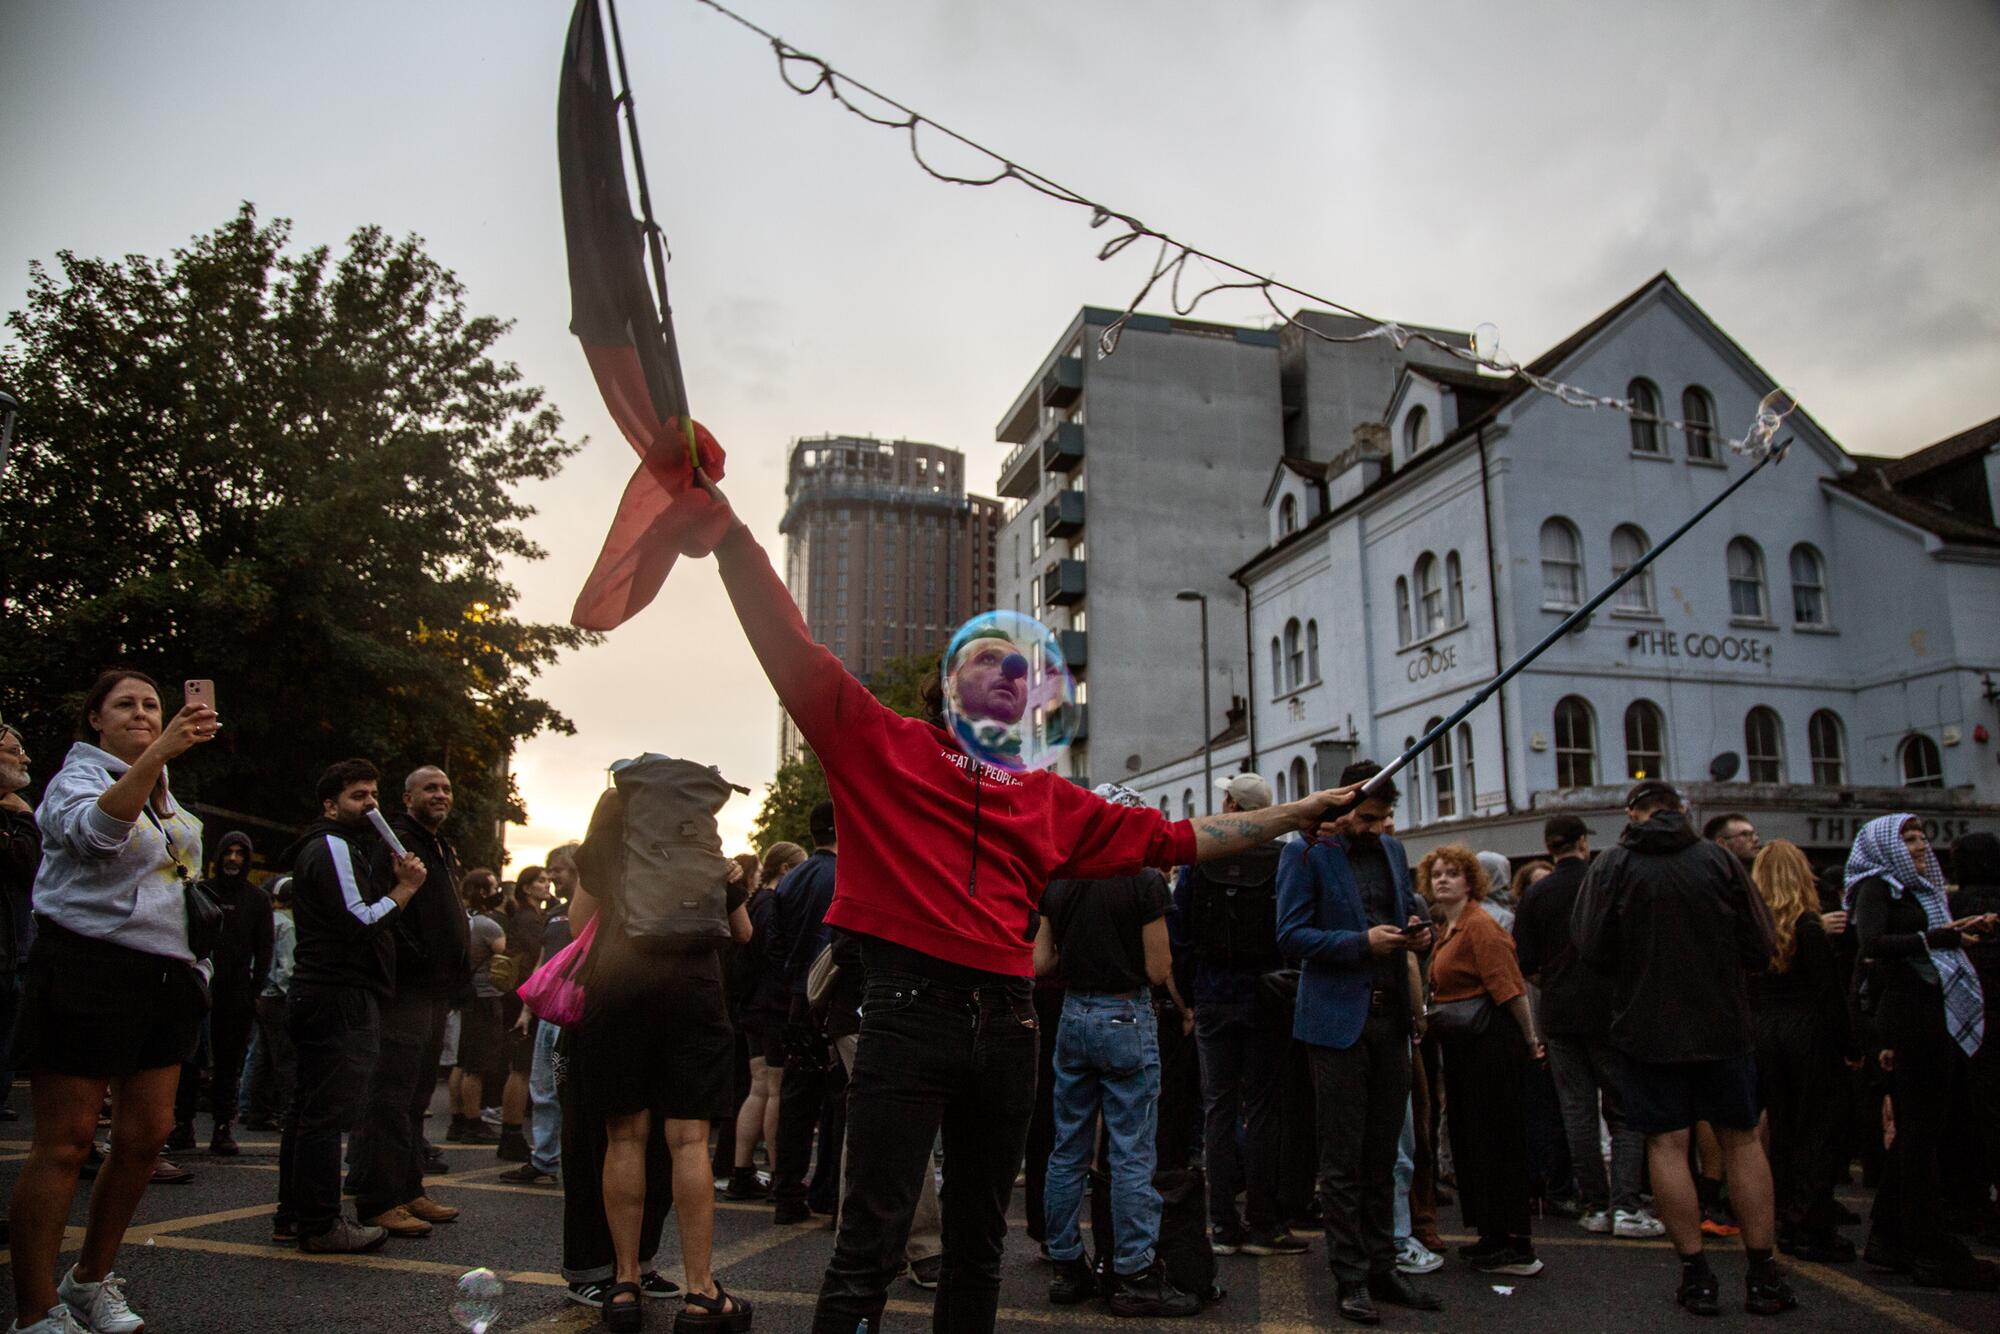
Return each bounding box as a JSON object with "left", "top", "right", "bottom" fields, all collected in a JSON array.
[{"left": 717, "top": 526, "right": 1197, "bottom": 976}]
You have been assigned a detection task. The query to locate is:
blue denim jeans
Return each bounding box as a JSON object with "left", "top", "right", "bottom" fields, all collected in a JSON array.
[
  {"left": 1392, "top": 1096, "right": 1415, "bottom": 1241},
  {"left": 1043, "top": 991, "right": 1162, "bottom": 1277},
  {"left": 529, "top": 1019, "right": 562, "bottom": 1173}
]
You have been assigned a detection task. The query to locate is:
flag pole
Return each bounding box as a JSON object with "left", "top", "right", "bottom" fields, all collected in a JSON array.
[
  {"left": 1349, "top": 438, "right": 1793, "bottom": 806},
  {"left": 602, "top": 0, "right": 693, "bottom": 436}
]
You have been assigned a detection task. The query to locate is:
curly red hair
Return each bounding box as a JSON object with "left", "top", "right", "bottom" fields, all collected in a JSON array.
[{"left": 1416, "top": 844, "right": 1490, "bottom": 903}]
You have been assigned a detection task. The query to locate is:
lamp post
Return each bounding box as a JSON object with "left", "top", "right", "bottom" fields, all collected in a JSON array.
[{"left": 1176, "top": 590, "right": 1213, "bottom": 814}]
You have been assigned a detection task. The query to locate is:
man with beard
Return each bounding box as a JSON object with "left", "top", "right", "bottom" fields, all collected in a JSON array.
[
  {"left": 277, "top": 759, "right": 426, "bottom": 1253},
  {"left": 167, "top": 831, "right": 273, "bottom": 1156},
  {"left": 1276, "top": 760, "right": 1440, "bottom": 1326},
  {"left": 348, "top": 765, "right": 471, "bottom": 1237},
  {"left": 0, "top": 725, "right": 39, "bottom": 1130}
]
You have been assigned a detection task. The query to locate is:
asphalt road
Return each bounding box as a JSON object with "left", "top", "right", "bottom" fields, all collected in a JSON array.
[{"left": 2, "top": 1083, "right": 1996, "bottom": 1334}]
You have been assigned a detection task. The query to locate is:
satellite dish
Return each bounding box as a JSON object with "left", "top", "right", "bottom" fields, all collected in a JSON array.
[
  {"left": 1125, "top": 754, "right": 1143, "bottom": 773},
  {"left": 1710, "top": 752, "right": 1741, "bottom": 782}
]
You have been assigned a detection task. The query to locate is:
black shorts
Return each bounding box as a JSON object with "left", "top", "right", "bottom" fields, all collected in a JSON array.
[
  {"left": 1614, "top": 1050, "right": 1761, "bottom": 1135},
  {"left": 568, "top": 940, "right": 735, "bottom": 1121},
  {"left": 503, "top": 993, "right": 536, "bottom": 1073},
  {"left": 741, "top": 1023, "right": 784, "bottom": 1068},
  {"left": 12, "top": 918, "right": 206, "bottom": 1078},
  {"left": 457, "top": 996, "right": 504, "bottom": 1075}
]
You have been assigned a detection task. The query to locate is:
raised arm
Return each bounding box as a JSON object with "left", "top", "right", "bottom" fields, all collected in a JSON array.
[{"left": 1189, "top": 784, "right": 1363, "bottom": 862}]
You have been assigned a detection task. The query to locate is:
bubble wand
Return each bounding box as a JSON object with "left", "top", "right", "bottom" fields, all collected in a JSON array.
[{"left": 1332, "top": 403, "right": 1798, "bottom": 820}]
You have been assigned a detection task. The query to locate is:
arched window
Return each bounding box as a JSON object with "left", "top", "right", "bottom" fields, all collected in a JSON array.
[
  {"left": 1554, "top": 696, "right": 1596, "bottom": 789},
  {"left": 1445, "top": 551, "right": 1465, "bottom": 626},
  {"left": 1682, "top": 386, "right": 1718, "bottom": 461},
  {"left": 1284, "top": 618, "right": 1303, "bottom": 690},
  {"left": 1625, "top": 699, "right": 1665, "bottom": 779},
  {"left": 1610, "top": 524, "right": 1655, "bottom": 614},
  {"left": 1745, "top": 706, "right": 1784, "bottom": 783},
  {"left": 1415, "top": 552, "right": 1444, "bottom": 636},
  {"left": 1457, "top": 723, "right": 1477, "bottom": 810},
  {"left": 1269, "top": 637, "right": 1282, "bottom": 698},
  {"left": 1727, "top": 538, "right": 1769, "bottom": 621},
  {"left": 1183, "top": 788, "right": 1196, "bottom": 818},
  {"left": 1290, "top": 757, "right": 1310, "bottom": 804},
  {"left": 1428, "top": 716, "right": 1456, "bottom": 818},
  {"left": 1395, "top": 577, "right": 1413, "bottom": 647},
  {"left": 1789, "top": 544, "right": 1827, "bottom": 626},
  {"left": 1900, "top": 734, "right": 1943, "bottom": 788},
  {"left": 1628, "top": 378, "right": 1665, "bottom": 454},
  {"left": 1808, "top": 710, "right": 1846, "bottom": 785},
  {"left": 1159, "top": 797, "right": 1171, "bottom": 815},
  {"left": 1404, "top": 406, "right": 1430, "bottom": 458},
  {"left": 1273, "top": 771, "right": 1287, "bottom": 804},
  {"left": 1279, "top": 493, "right": 1298, "bottom": 536},
  {"left": 1540, "top": 518, "right": 1585, "bottom": 609},
  {"left": 1306, "top": 620, "right": 1321, "bottom": 682},
  {"left": 1404, "top": 737, "right": 1422, "bottom": 824}
]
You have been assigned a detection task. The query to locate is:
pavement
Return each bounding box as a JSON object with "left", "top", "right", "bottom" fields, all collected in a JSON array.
[{"left": 1, "top": 1084, "right": 1997, "bottom": 1333}]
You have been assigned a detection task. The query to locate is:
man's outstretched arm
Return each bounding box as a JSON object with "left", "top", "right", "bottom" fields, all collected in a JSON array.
[{"left": 1188, "top": 785, "right": 1362, "bottom": 861}]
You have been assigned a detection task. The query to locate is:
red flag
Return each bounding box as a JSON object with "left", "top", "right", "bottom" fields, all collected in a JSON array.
[{"left": 559, "top": 0, "right": 725, "bottom": 631}]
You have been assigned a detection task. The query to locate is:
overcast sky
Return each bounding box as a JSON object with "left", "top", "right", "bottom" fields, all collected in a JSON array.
[{"left": 7, "top": 0, "right": 1997, "bottom": 866}]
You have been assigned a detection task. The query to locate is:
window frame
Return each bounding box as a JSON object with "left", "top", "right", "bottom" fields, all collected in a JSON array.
[
  {"left": 1609, "top": 524, "right": 1656, "bottom": 615},
  {"left": 1682, "top": 385, "right": 1719, "bottom": 462},
  {"left": 1624, "top": 699, "right": 1665, "bottom": 780},
  {"left": 1395, "top": 577, "right": 1413, "bottom": 647},
  {"left": 1727, "top": 537, "right": 1770, "bottom": 624},
  {"left": 1807, "top": 710, "right": 1846, "bottom": 785},
  {"left": 1306, "top": 620, "right": 1321, "bottom": 683},
  {"left": 1284, "top": 618, "right": 1303, "bottom": 691},
  {"left": 1540, "top": 518, "right": 1586, "bottom": 610},
  {"left": 1628, "top": 378, "right": 1666, "bottom": 455},
  {"left": 1744, "top": 706, "right": 1785, "bottom": 783},
  {"left": 1428, "top": 716, "right": 1456, "bottom": 819},
  {"left": 1900, "top": 734, "right": 1943, "bottom": 789},
  {"left": 1789, "top": 543, "right": 1829, "bottom": 628},
  {"left": 1404, "top": 405, "right": 1430, "bottom": 458},
  {"left": 1279, "top": 493, "right": 1298, "bottom": 536},
  {"left": 1553, "top": 696, "right": 1597, "bottom": 789},
  {"left": 1415, "top": 552, "right": 1445, "bottom": 637}
]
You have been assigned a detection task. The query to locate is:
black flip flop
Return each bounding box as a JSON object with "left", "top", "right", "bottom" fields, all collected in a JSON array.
[
  {"left": 674, "top": 1282, "right": 753, "bottom": 1332},
  {"left": 602, "top": 1281, "right": 643, "bottom": 1333}
]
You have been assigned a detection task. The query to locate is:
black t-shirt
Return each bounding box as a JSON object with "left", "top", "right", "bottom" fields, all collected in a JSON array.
[
  {"left": 1348, "top": 839, "right": 1404, "bottom": 991},
  {"left": 1041, "top": 871, "right": 1169, "bottom": 994}
]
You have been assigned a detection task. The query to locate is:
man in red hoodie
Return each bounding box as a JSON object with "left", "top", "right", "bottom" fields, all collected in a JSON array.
[{"left": 694, "top": 453, "right": 1359, "bottom": 1333}]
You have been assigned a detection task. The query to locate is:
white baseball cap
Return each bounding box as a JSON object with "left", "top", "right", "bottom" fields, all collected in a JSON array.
[{"left": 1216, "top": 772, "right": 1274, "bottom": 811}]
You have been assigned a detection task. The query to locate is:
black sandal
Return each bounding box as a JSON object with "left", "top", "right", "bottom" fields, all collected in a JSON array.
[
  {"left": 674, "top": 1282, "right": 753, "bottom": 1332},
  {"left": 602, "top": 1281, "right": 644, "bottom": 1333}
]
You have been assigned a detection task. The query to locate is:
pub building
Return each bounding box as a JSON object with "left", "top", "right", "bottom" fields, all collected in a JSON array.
[{"left": 1132, "top": 274, "right": 2000, "bottom": 871}]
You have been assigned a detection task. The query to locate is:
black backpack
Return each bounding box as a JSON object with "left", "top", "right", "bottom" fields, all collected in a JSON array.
[
  {"left": 1181, "top": 842, "right": 1284, "bottom": 972},
  {"left": 581, "top": 754, "right": 741, "bottom": 949}
]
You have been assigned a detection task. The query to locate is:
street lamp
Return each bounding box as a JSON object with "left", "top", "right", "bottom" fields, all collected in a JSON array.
[{"left": 1175, "top": 589, "right": 1213, "bottom": 814}]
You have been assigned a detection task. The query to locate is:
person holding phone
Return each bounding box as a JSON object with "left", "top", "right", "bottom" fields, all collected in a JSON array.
[
  {"left": 1846, "top": 815, "right": 1998, "bottom": 1290},
  {"left": 1276, "top": 760, "right": 1443, "bottom": 1327},
  {"left": 7, "top": 669, "right": 218, "bottom": 1334}
]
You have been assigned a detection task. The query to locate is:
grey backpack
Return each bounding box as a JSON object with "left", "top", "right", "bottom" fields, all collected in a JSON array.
[{"left": 606, "top": 753, "right": 740, "bottom": 947}]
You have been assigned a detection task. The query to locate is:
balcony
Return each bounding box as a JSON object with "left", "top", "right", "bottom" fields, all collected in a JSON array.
[
  {"left": 1043, "top": 489, "right": 1085, "bottom": 539},
  {"left": 1041, "top": 421, "right": 1085, "bottom": 474},
  {"left": 1040, "top": 356, "right": 1083, "bottom": 409},
  {"left": 1057, "top": 629, "right": 1087, "bottom": 670},
  {"left": 996, "top": 438, "right": 1040, "bottom": 500},
  {"left": 1041, "top": 559, "right": 1087, "bottom": 606},
  {"left": 1072, "top": 703, "right": 1089, "bottom": 742}
]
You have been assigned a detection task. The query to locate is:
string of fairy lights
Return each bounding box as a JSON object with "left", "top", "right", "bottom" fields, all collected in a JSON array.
[{"left": 683, "top": 0, "right": 1797, "bottom": 457}]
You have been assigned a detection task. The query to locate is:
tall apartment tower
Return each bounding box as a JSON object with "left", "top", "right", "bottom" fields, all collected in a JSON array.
[{"left": 778, "top": 435, "right": 1001, "bottom": 761}]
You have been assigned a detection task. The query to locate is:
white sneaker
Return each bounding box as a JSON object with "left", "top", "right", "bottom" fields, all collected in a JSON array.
[
  {"left": 8, "top": 1306, "right": 89, "bottom": 1334},
  {"left": 1580, "top": 1208, "right": 1613, "bottom": 1233},
  {"left": 1395, "top": 1236, "right": 1444, "bottom": 1274},
  {"left": 1614, "top": 1207, "right": 1667, "bottom": 1239},
  {"left": 56, "top": 1266, "right": 144, "bottom": 1334}
]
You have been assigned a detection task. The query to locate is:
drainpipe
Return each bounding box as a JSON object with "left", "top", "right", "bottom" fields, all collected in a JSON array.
[
  {"left": 1235, "top": 570, "right": 1258, "bottom": 770},
  {"left": 1476, "top": 426, "right": 1516, "bottom": 814}
]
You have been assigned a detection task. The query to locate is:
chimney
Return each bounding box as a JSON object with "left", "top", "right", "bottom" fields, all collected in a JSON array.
[{"left": 1328, "top": 422, "right": 1389, "bottom": 508}]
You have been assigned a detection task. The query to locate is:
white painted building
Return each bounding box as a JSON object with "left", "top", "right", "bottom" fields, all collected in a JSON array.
[{"left": 1128, "top": 274, "right": 2000, "bottom": 862}]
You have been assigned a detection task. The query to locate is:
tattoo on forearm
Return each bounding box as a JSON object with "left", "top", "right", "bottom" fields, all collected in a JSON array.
[{"left": 1200, "top": 816, "right": 1266, "bottom": 842}]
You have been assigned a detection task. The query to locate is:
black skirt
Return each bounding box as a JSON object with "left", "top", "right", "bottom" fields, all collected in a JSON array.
[
  {"left": 13, "top": 916, "right": 207, "bottom": 1078},
  {"left": 566, "top": 934, "right": 735, "bottom": 1121}
]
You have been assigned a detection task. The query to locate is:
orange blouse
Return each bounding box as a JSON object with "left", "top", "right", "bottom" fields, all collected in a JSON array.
[{"left": 1429, "top": 904, "right": 1526, "bottom": 1007}]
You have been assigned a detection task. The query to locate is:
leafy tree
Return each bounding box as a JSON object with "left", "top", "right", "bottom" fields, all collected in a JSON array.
[
  {"left": 0, "top": 204, "right": 594, "bottom": 867},
  {"left": 750, "top": 651, "right": 939, "bottom": 849}
]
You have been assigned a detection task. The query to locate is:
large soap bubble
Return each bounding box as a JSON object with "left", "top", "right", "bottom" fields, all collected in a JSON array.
[
  {"left": 451, "top": 1268, "right": 503, "bottom": 1333},
  {"left": 941, "top": 610, "right": 1077, "bottom": 774}
]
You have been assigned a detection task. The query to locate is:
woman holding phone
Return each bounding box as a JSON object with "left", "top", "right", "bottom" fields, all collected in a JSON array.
[{"left": 7, "top": 669, "right": 219, "bottom": 1334}]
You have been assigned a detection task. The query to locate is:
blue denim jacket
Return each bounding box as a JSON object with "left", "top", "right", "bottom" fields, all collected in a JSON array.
[{"left": 1275, "top": 834, "right": 1421, "bottom": 1051}]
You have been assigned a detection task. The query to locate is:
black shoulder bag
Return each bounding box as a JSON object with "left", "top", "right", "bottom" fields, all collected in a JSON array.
[{"left": 147, "top": 807, "right": 222, "bottom": 963}]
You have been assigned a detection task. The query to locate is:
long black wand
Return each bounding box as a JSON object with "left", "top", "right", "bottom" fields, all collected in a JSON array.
[{"left": 1347, "top": 437, "right": 1794, "bottom": 807}]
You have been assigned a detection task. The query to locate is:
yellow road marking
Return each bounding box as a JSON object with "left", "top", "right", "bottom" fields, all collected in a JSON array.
[{"left": 1787, "top": 1259, "right": 1981, "bottom": 1334}]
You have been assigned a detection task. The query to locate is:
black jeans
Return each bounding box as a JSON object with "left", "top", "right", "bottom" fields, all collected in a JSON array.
[
  {"left": 176, "top": 984, "right": 255, "bottom": 1127},
  {"left": 812, "top": 970, "right": 1040, "bottom": 1332},
  {"left": 244, "top": 994, "right": 296, "bottom": 1125},
  {"left": 1756, "top": 1003, "right": 1845, "bottom": 1233},
  {"left": 773, "top": 1020, "right": 834, "bottom": 1210},
  {"left": 348, "top": 989, "right": 448, "bottom": 1219},
  {"left": 1307, "top": 1006, "right": 1411, "bottom": 1283},
  {"left": 1441, "top": 1023, "right": 1532, "bottom": 1243},
  {"left": 1022, "top": 984, "right": 1066, "bottom": 1242},
  {"left": 278, "top": 983, "right": 379, "bottom": 1236},
  {"left": 1197, "top": 1001, "right": 1287, "bottom": 1232}
]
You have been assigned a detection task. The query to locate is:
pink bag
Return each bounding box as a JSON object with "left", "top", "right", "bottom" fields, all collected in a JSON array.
[{"left": 518, "top": 914, "right": 600, "bottom": 1027}]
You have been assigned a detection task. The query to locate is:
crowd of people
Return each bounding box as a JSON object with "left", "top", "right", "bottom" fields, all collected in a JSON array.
[{"left": 1, "top": 458, "right": 1997, "bottom": 1332}]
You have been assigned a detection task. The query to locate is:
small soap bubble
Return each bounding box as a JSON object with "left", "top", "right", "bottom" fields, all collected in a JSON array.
[
  {"left": 1471, "top": 322, "right": 1514, "bottom": 374},
  {"left": 451, "top": 1268, "right": 504, "bottom": 1333},
  {"left": 941, "top": 610, "right": 1077, "bottom": 775}
]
